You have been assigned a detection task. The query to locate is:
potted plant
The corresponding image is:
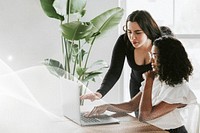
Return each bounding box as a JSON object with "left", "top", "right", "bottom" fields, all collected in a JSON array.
[{"left": 39, "top": 0, "right": 124, "bottom": 100}]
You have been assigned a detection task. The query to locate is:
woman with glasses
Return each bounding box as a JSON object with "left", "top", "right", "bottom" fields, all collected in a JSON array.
[{"left": 84, "top": 36, "right": 197, "bottom": 133}]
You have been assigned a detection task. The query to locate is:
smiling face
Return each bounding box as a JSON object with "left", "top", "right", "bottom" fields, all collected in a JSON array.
[
  {"left": 127, "top": 21, "right": 150, "bottom": 48},
  {"left": 150, "top": 45, "right": 159, "bottom": 72}
]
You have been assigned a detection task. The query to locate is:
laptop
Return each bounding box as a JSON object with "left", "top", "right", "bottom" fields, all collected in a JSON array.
[{"left": 61, "top": 79, "right": 120, "bottom": 126}]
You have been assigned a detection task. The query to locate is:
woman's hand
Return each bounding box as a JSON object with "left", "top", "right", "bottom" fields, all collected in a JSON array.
[
  {"left": 84, "top": 104, "right": 109, "bottom": 117},
  {"left": 143, "top": 70, "right": 156, "bottom": 81},
  {"left": 80, "top": 92, "right": 102, "bottom": 102}
]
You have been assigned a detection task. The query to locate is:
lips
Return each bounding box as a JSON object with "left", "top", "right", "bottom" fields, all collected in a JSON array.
[
  {"left": 133, "top": 41, "right": 138, "bottom": 44},
  {"left": 132, "top": 42, "right": 139, "bottom": 47}
]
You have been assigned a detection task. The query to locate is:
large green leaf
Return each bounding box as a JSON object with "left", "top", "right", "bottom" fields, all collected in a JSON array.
[
  {"left": 88, "top": 60, "right": 108, "bottom": 69},
  {"left": 40, "top": 0, "right": 64, "bottom": 21},
  {"left": 88, "top": 7, "right": 124, "bottom": 39},
  {"left": 53, "top": 0, "right": 86, "bottom": 16},
  {"left": 82, "top": 71, "right": 102, "bottom": 83},
  {"left": 76, "top": 66, "right": 87, "bottom": 77},
  {"left": 43, "top": 58, "right": 65, "bottom": 77},
  {"left": 69, "top": 0, "right": 87, "bottom": 14},
  {"left": 61, "top": 21, "right": 93, "bottom": 40}
]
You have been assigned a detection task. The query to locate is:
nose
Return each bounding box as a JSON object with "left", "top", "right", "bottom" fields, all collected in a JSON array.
[
  {"left": 130, "top": 33, "right": 136, "bottom": 40},
  {"left": 148, "top": 52, "right": 153, "bottom": 63}
]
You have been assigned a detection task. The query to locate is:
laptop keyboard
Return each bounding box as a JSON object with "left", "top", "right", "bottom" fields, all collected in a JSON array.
[{"left": 81, "top": 114, "right": 100, "bottom": 123}]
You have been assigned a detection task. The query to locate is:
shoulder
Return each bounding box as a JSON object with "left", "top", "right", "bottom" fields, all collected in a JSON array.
[
  {"left": 158, "top": 81, "right": 197, "bottom": 104},
  {"left": 162, "top": 81, "right": 189, "bottom": 93},
  {"left": 115, "top": 34, "right": 132, "bottom": 49},
  {"left": 116, "top": 33, "right": 126, "bottom": 43},
  {"left": 119, "top": 33, "right": 126, "bottom": 39},
  {"left": 113, "top": 34, "right": 127, "bottom": 49}
]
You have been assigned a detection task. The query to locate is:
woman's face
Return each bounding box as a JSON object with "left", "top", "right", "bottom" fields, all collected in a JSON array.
[
  {"left": 150, "top": 45, "right": 159, "bottom": 72},
  {"left": 127, "top": 21, "right": 149, "bottom": 48}
]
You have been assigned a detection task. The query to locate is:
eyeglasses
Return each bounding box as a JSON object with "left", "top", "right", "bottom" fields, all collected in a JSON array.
[{"left": 148, "top": 52, "right": 159, "bottom": 59}]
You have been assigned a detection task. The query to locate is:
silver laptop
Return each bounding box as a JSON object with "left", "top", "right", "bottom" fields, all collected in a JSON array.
[{"left": 61, "top": 79, "right": 120, "bottom": 126}]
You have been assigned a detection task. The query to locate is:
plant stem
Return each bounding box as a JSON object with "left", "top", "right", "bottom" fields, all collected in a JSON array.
[
  {"left": 61, "top": 20, "right": 70, "bottom": 78},
  {"left": 78, "top": 40, "right": 81, "bottom": 66},
  {"left": 67, "top": 0, "right": 71, "bottom": 23},
  {"left": 61, "top": 35, "right": 65, "bottom": 68},
  {"left": 84, "top": 36, "right": 96, "bottom": 69},
  {"left": 64, "top": 38, "right": 70, "bottom": 73},
  {"left": 72, "top": 49, "right": 77, "bottom": 76},
  {"left": 72, "top": 39, "right": 82, "bottom": 76}
]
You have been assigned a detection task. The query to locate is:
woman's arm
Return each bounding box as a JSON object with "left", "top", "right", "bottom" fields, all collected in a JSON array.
[
  {"left": 97, "top": 34, "right": 126, "bottom": 97},
  {"left": 139, "top": 101, "right": 186, "bottom": 122},
  {"left": 80, "top": 35, "right": 126, "bottom": 101},
  {"left": 139, "top": 71, "right": 186, "bottom": 121},
  {"left": 85, "top": 92, "right": 142, "bottom": 117}
]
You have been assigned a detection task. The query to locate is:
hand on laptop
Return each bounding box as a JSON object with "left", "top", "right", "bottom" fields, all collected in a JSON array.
[
  {"left": 84, "top": 104, "right": 109, "bottom": 117},
  {"left": 80, "top": 92, "right": 102, "bottom": 102}
]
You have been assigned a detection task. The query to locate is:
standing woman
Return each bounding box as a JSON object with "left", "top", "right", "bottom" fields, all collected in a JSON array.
[{"left": 81, "top": 10, "right": 161, "bottom": 102}]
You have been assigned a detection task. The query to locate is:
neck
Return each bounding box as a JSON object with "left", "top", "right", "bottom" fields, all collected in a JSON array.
[{"left": 140, "top": 39, "right": 152, "bottom": 51}]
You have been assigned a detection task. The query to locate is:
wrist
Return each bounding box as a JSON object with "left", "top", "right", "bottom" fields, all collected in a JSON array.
[
  {"left": 144, "top": 78, "right": 154, "bottom": 90},
  {"left": 146, "top": 76, "right": 154, "bottom": 83},
  {"left": 105, "top": 104, "right": 112, "bottom": 111},
  {"left": 95, "top": 92, "right": 102, "bottom": 99}
]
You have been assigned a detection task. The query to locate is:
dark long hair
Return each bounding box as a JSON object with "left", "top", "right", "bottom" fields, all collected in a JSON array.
[
  {"left": 124, "top": 10, "right": 161, "bottom": 42},
  {"left": 153, "top": 36, "right": 193, "bottom": 86}
]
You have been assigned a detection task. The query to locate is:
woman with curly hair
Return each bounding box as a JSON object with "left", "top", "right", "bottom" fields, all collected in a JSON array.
[{"left": 85, "top": 36, "right": 197, "bottom": 133}]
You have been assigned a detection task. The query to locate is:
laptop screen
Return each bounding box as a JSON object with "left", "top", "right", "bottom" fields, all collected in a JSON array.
[{"left": 61, "top": 78, "right": 81, "bottom": 124}]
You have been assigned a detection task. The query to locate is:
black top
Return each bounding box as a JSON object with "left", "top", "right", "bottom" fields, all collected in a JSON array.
[{"left": 97, "top": 34, "right": 152, "bottom": 98}]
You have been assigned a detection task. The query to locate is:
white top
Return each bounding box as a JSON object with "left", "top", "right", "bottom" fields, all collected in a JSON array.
[{"left": 140, "top": 77, "right": 197, "bottom": 130}]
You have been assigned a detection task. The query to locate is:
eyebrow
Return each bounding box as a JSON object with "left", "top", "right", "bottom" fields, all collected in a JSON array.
[
  {"left": 127, "top": 29, "right": 143, "bottom": 32},
  {"left": 152, "top": 53, "right": 158, "bottom": 54},
  {"left": 134, "top": 30, "right": 143, "bottom": 32}
]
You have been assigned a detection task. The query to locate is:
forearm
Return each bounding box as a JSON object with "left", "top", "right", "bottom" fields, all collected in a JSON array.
[
  {"left": 97, "top": 35, "right": 125, "bottom": 97},
  {"left": 86, "top": 92, "right": 141, "bottom": 117},
  {"left": 97, "top": 63, "right": 124, "bottom": 97},
  {"left": 107, "top": 102, "right": 135, "bottom": 113},
  {"left": 139, "top": 78, "right": 154, "bottom": 121},
  {"left": 107, "top": 92, "right": 142, "bottom": 113}
]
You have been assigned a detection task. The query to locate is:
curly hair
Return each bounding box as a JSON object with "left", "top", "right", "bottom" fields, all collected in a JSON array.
[
  {"left": 153, "top": 36, "right": 193, "bottom": 86},
  {"left": 160, "top": 26, "right": 174, "bottom": 37}
]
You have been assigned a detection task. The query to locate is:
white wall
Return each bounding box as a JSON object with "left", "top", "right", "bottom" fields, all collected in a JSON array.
[
  {"left": 0, "top": 0, "right": 62, "bottom": 70},
  {"left": 0, "top": 0, "right": 123, "bottom": 103},
  {"left": 83, "top": 0, "right": 123, "bottom": 103}
]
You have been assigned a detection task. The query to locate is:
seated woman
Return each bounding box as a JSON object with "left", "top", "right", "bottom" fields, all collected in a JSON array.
[{"left": 84, "top": 36, "right": 197, "bottom": 133}]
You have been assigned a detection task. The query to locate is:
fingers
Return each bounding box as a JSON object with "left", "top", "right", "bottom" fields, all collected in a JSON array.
[
  {"left": 85, "top": 106, "right": 100, "bottom": 117},
  {"left": 80, "top": 94, "right": 90, "bottom": 100},
  {"left": 80, "top": 92, "right": 102, "bottom": 102},
  {"left": 85, "top": 105, "right": 107, "bottom": 117},
  {"left": 80, "top": 93, "right": 95, "bottom": 101}
]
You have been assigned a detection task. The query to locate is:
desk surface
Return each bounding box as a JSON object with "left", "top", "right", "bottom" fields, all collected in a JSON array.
[{"left": 68, "top": 113, "right": 169, "bottom": 133}]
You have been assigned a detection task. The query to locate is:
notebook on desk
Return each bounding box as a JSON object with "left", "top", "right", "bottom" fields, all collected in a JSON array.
[{"left": 61, "top": 79, "right": 120, "bottom": 126}]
